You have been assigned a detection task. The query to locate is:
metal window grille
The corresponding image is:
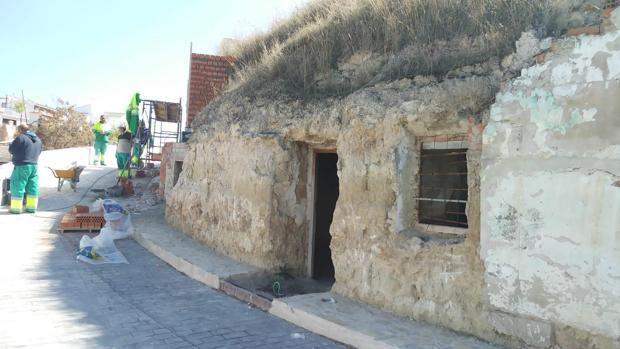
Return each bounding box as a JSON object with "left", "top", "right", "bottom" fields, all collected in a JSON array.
[{"left": 417, "top": 135, "right": 468, "bottom": 228}]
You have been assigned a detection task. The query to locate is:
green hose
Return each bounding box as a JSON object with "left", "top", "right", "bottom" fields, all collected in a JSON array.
[{"left": 272, "top": 281, "right": 285, "bottom": 298}]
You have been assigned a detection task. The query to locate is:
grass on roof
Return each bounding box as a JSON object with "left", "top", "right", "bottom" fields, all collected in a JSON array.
[{"left": 220, "top": 0, "right": 586, "bottom": 98}]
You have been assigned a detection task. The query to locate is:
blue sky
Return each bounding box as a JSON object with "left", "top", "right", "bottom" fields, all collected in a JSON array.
[{"left": 0, "top": 0, "right": 308, "bottom": 116}]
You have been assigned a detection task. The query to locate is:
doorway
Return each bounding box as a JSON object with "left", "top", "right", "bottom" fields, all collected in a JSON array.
[
  {"left": 312, "top": 152, "right": 339, "bottom": 282},
  {"left": 173, "top": 161, "right": 183, "bottom": 186}
]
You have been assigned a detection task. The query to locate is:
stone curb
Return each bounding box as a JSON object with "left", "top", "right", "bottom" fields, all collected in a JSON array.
[
  {"left": 132, "top": 229, "right": 399, "bottom": 349},
  {"left": 220, "top": 280, "right": 272, "bottom": 311},
  {"left": 132, "top": 230, "right": 220, "bottom": 289},
  {"left": 269, "top": 298, "right": 397, "bottom": 349},
  {"left": 132, "top": 229, "right": 271, "bottom": 311}
]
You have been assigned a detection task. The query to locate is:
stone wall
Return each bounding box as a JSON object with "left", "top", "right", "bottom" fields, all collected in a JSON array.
[
  {"left": 481, "top": 9, "right": 620, "bottom": 348},
  {"left": 167, "top": 9, "right": 620, "bottom": 348},
  {"left": 166, "top": 133, "right": 309, "bottom": 271},
  {"left": 168, "top": 71, "right": 519, "bottom": 345},
  {"left": 329, "top": 113, "right": 502, "bottom": 341},
  {"left": 160, "top": 142, "right": 187, "bottom": 198}
]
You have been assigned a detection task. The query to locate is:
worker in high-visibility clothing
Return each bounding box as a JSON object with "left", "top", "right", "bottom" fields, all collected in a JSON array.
[
  {"left": 116, "top": 125, "right": 133, "bottom": 178},
  {"left": 8, "top": 124, "right": 43, "bottom": 214},
  {"left": 131, "top": 120, "right": 150, "bottom": 166},
  {"left": 92, "top": 115, "right": 111, "bottom": 166},
  {"left": 126, "top": 93, "right": 140, "bottom": 135}
]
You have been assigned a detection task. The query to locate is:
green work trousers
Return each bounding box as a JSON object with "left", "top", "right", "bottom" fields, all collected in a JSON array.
[
  {"left": 131, "top": 143, "right": 144, "bottom": 165},
  {"left": 116, "top": 152, "right": 130, "bottom": 177},
  {"left": 10, "top": 164, "right": 39, "bottom": 214},
  {"left": 94, "top": 141, "right": 108, "bottom": 165}
]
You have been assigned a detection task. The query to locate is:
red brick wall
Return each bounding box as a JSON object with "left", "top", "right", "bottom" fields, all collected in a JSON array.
[{"left": 187, "top": 53, "right": 235, "bottom": 128}]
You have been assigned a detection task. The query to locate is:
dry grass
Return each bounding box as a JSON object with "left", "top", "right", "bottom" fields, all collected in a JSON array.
[{"left": 220, "top": 0, "right": 582, "bottom": 98}]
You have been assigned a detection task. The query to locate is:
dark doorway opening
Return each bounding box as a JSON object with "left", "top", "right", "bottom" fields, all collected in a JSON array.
[
  {"left": 173, "top": 161, "right": 183, "bottom": 186},
  {"left": 313, "top": 152, "right": 339, "bottom": 282}
]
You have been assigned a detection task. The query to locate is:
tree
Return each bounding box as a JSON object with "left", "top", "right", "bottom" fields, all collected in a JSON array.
[
  {"left": 14, "top": 100, "right": 25, "bottom": 114},
  {"left": 36, "top": 99, "right": 92, "bottom": 150}
]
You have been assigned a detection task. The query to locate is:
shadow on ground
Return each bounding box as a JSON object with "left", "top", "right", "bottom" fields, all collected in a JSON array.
[{"left": 0, "top": 164, "right": 345, "bottom": 349}]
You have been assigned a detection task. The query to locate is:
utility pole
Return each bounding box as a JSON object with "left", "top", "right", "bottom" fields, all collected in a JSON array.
[
  {"left": 21, "top": 90, "right": 27, "bottom": 124},
  {"left": 186, "top": 41, "right": 193, "bottom": 131}
]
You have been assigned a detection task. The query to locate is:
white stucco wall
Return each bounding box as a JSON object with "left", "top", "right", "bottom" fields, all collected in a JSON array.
[{"left": 481, "top": 9, "right": 620, "bottom": 339}]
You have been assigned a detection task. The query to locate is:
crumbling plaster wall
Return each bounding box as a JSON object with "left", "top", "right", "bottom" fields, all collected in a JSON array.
[{"left": 481, "top": 9, "right": 620, "bottom": 347}]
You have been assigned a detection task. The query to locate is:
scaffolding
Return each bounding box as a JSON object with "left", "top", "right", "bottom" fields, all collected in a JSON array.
[{"left": 140, "top": 99, "right": 182, "bottom": 165}]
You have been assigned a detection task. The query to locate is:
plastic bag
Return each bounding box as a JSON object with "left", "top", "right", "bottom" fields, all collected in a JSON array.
[
  {"left": 76, "top": 245, "right": 100, "bottom": 261},
  {"left": 76, "top": 199, "right": 132, "bottom": 264},
  {"left": 90, "top": 198, "right": 104, "bottom": 214},
  {"left": 77, "top": 232, "right": 129, "bottom": 264},
  {"left": 102, "top": 199, "right": 133, "bottom": 239}
]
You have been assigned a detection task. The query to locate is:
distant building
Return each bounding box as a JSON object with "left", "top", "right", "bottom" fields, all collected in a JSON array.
[
  {"left": 0, "top": 95, "right": 53, "bottom": 141},
  {"left": 0, "top": 96, "right": 19, "bottom": 126},
  {"left": 102, "top": 112, "right": 125, "bottom": 127},
  {"left": 31, "top": 103, "right": 54, "bottom": 124},
  {"left": 76, "top": 104, "right": 93, "bottom": 121},
  {"left": 0, "top": 95, "right": 53, "bottom": 126}
]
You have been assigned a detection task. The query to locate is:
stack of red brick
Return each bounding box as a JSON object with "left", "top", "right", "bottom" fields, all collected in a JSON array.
[
  {"left": 187, "top": 53, "right": 235, "bottom": 128},
  {"left": 59, "top": 206, "right": 106, "bottom": 233}
]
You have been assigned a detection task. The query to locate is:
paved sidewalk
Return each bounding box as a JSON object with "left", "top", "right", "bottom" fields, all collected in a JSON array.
[
  {"left": 0, "top": 148, "right": 503, "bottom": 349},
  {"left": 132, "top": 207, "right": 505, "bottom": 349},
  {"left": 272, "top": 294, "right": 504, "bottom": 349},
  {"left": 0, "top": 150, "right": 345, "bottom": 349}
]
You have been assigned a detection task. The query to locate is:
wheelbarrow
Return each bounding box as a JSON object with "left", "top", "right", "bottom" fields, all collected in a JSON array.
[{"left": 49, "top": 166, "right": 85, "bottom": 192}]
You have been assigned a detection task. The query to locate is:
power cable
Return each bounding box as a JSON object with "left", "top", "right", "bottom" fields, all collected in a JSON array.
[{"left": 43, "top": 169, "right": 117, "bottom": 212}]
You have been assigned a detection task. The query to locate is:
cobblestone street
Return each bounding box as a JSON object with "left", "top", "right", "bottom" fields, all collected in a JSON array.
[
  {"left": 0, "top": 212, "right": 346, "bottom": 349},
  {"left": 0, "top": 157, "right": 346, "bottom": 349}
]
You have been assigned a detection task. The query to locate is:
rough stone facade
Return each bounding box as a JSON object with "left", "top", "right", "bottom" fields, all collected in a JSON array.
[
  {"left": 481, "top": 9, "right": 620, "bottom": 348},
  {"left": 160, "top": 142, "right": 187, "bottom": 198},
  {"left": 167, "top": 73, "right": 514, "bottom": 345},
  {"left": 168, "top": 134, "right": 310, "bottom": 270},
  {"left": 167, "top": 8, "right": 620, "bottom": 349}
]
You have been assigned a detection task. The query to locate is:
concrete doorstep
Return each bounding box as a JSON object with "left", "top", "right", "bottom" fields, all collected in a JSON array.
[{"left": 132, "top": 205, "right": 503, "bottom": 349}]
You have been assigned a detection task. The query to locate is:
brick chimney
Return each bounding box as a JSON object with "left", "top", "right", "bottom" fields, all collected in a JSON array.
[{"left": 186, "top": 53, "right": 235, "bottom": 129}]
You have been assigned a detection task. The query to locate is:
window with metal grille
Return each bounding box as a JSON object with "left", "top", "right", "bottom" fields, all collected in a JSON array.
[{"left": 418, "top": 143, "right": 468, "bottom": 228}]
